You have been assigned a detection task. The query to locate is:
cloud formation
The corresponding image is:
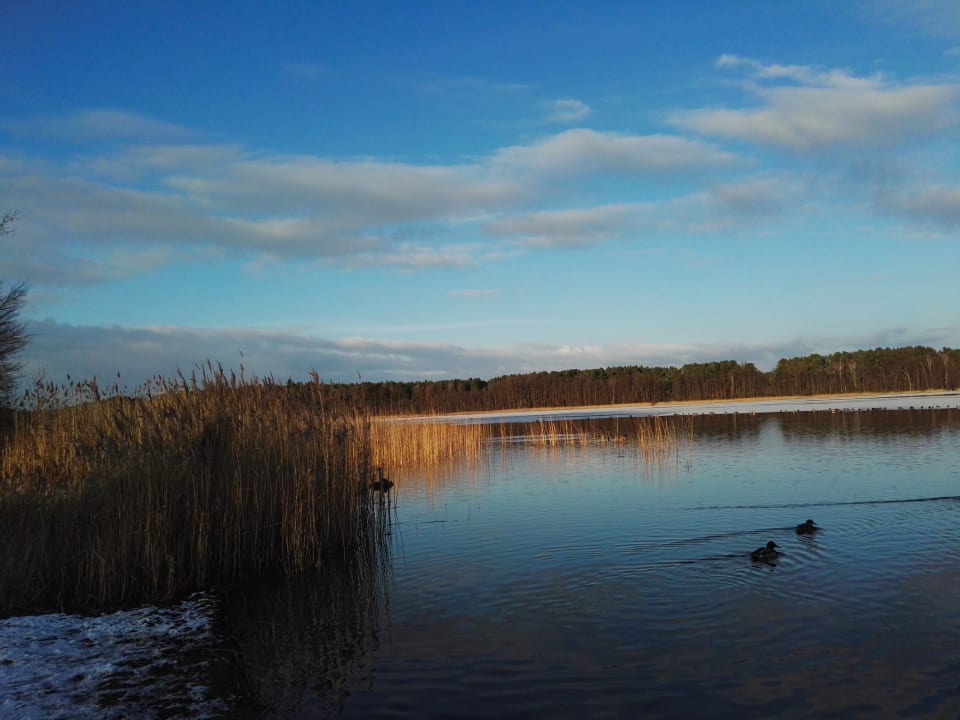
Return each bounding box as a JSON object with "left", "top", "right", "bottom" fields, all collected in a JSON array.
[
  {"left": 881, "top": 184, "right": 960, "bottom": 227},
  {"left": 0, "top": 118, "right": 746, "bottom": 286},
  {"left": 673, "top": 55, "right": 960, "bottom": 150},
  {"left": 0, "top": 54, "right": 960, "bottom": 312},
  {"left": 3, "top": 110, "right": 199, "bottom": 144},
  {"left": 486, "top": 174, "right": 801, "bottom": 246},
  {"left": 544, "top": 98, "right": 591, "bottom": 124},
  {"left": 493, "top": 129, "right": 741, "bottom": 176},
  {"left": 486, "top": 203, "right": 646, "bottom": 247}
]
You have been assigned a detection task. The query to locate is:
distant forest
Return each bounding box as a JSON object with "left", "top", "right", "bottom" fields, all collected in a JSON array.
[{"left": 302, "top": 346, "right": 960, "bottom": 415}]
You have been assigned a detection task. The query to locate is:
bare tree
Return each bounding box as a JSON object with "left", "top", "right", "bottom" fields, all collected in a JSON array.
[{"left": 1, "top": 210, "right": 29, "bottom": 406}]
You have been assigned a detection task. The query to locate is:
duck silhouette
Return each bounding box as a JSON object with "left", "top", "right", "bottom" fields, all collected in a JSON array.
[
  {"left": 369, "top": 466, "right": 394, "bottom": 492},
  {"left": 795, "top": 519, "right": 819, "bottom": 535},
  {"left": 751, "top": 541, "right": 779, "bottom": 563},
  {"left": 370, "top": 478, "right": 394, "bottom": 492}
]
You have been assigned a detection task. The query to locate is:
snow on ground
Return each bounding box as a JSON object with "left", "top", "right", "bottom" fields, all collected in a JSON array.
[{"left": 0, "top": 593, "right": 233, "bottom": 720}]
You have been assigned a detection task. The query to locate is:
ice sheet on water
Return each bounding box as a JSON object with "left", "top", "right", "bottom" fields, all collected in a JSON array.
[{"left": 0, "top": 592, "right": 233, "bottom": 719}]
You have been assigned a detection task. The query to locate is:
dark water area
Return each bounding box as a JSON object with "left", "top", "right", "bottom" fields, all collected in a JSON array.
[
  {"left": 3, "top": 410, "right": 958, "bottom": 718},
  {"left": 223, "top": 409, "right": 960, "bottom": 719}
]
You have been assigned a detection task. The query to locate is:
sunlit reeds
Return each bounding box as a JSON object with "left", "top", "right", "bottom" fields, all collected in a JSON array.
[
  {"left": 369, "top": 416, "right": 486, "bottom": 471},
  {"left": 634, "top": 415, "right": 693, "bottom": 453},
  {"left": 0, "top": 367, "right": 378, "bottom": 615}
]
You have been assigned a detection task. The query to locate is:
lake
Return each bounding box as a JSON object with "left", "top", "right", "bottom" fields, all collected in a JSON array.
[{"left": 3, "top": 408, "right": 959, "bottom": 719}]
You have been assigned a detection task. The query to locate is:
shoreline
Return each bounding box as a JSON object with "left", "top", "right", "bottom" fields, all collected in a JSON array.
[{"left": 388, "top": 389, "right": 960, "bottom": 424}]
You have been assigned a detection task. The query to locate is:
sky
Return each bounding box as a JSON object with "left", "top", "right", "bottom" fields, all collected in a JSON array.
[{"left": 2, "top": 0, "right": 959, "bottom": 391}]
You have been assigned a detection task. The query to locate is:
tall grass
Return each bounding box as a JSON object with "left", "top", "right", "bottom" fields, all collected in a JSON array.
[{"left": 0, "top": 367, "right": 378, "bottom": 615}]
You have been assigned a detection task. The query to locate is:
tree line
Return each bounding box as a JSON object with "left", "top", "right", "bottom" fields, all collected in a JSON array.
[{"left": 294, "top": 346, "right": 960, "bottom": 414}]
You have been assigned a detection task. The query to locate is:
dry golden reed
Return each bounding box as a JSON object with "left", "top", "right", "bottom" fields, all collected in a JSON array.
[
  {"left": 369, "top": 416, "right": 486, "bottom": 470},
  {"left": 0, "top": 366, "right": 379, "bottom": 615},
  {"left": 634, "top": 415, "right": 693, "bottom": 454}
]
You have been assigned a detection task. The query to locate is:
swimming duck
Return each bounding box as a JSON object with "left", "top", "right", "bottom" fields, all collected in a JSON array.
[
  {"left": 369, "top": 466, "right": 394, "bottom": 492},
  {"left": 751, "top": 541, "right": 779, "bottom": 562},
  {"left": 370, "top": 478, "right": 394, "bottom": 492},
  {"left": 795, "top": 519, "right": 819, "bottom": 535}
]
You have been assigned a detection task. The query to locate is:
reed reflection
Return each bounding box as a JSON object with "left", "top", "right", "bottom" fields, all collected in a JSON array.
[
  {"left": 221, "top": 535, "right": 392, "bottom": 719},
  {"left": 484, "top": 416, "right": 695, "bottom": 475}
]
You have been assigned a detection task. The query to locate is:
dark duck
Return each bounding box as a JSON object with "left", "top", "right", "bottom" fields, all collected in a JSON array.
[
  {"left": 795, "top": 519, "right": 819, "bottom": 535},
  {"left": 751, "top": 541, "right": 779, "bottom": 563},
  {"left": 369, "top": 466, "right": 394, "bottom": 492}
]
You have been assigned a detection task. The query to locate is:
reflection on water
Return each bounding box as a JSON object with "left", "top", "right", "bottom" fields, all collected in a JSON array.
[
  {"left": 220, "top": 540, "right": 391, "bottom": 718},
  {"left": 228, "top": 410, "right": 960, "bottom": 719}
]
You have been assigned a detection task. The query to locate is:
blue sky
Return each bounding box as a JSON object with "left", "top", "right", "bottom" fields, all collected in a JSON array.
[{"left": 2, "top": 1, "right": 959, "bottom": 389}]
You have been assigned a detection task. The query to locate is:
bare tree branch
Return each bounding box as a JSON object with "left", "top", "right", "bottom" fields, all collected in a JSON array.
[{"left": 1, "top": 210, "right": 29, "bottom": 406}]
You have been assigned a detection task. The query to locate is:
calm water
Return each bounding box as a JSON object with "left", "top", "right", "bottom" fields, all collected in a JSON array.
[
  {"left": 226, "top": 410, "right": 960, "bottom": 719},
  {"left": 4, "top": 410, "right": 958, "bottom": 718}
]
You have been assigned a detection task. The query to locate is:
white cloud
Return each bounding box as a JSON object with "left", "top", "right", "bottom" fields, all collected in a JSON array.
[
  {"left": 0, "top": 115, "right": 753, "bottom": 285},
  {"left": 348, "top": 242, "right": 484, "bottom": 269},
  {"left": 0, "top": 142, "right": 524, "bottom": 278},
  {"left": 167, "top": 155, "right": 522, "bottom": 224},
  {"left": 673, "top": 56, "right": 960, "bottom": 150},
  {"left": 544, "top": 98, "right": 591, "bottom": 124},
  {"left": 494, "top": 129, "right": 742, "bottom": 176},
  {"left": 485, "top": 175, "right": 801, "bottom": 246},
  {"left": 3, "top": 110, "right": 199, "bottom": 144},
  {"left": 706, "top": 175, "right": 800, "bottom": 215},
  {"left": 486, "top": 203, "right": 646, "bottom": 247},
  {"left": 714, "top": 54, "right": 882, "bottom": 89},
  {"left": 881, "top": 184, "right": 960, "bottom": 227}
]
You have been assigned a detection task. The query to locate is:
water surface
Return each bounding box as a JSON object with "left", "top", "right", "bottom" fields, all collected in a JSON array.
[
  {"left": 234, "top": 410, "right": 960, "bottom": 719},
  {"left": 3, "top": 410, "right": 958, "bottom": 718}
]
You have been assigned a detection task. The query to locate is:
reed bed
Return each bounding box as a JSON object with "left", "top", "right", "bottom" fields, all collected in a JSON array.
[
  {"left": 634, "top": 415, "right": 693, "bottom": 455},
  {"left": 0, "top": 367, "right": 380, "bottom": 615},
  {"left": 369, "top": 417, "right": 486, "bottom": 472},
  {"left": 484, "top": 415, "right": 692, "bottom": 450}
]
